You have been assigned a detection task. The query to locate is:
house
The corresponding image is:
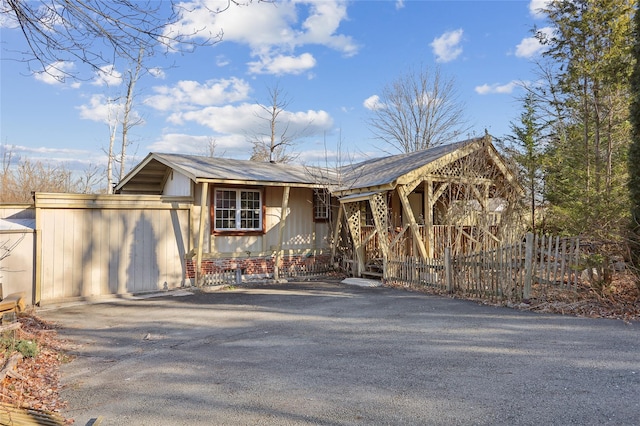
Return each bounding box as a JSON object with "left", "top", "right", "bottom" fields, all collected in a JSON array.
[
  {"left": 115, "top": 153, "right": 337, "bottom": 285},
  {"left": 0, "top": 134, "right": 522, "bottom": 304},
  {"left": 116, "top": 134, "right": 522, "bottom": 283}
]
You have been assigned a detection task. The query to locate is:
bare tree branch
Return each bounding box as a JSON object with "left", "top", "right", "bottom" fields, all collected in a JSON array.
[
  {"left": 247, "top": 83, "right": 310, "bottom": 163},
  {"left": 367, "top": 64, "right": 472, "bottom": 154},
  {"left": 2, "top": 0, "right": 260, "bottom": 80}
]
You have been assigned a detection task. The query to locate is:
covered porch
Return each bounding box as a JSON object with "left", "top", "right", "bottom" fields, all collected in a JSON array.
[{"left": 330, "top": 136, "right": 523, "bottom": 279}]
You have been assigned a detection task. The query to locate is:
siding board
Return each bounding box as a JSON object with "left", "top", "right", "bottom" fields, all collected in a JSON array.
[{"left": 35, "top": 194, "right": 190, "bottom": 303}]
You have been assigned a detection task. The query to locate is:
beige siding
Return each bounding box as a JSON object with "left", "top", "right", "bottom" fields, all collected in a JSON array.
[
  {"left": 36, "top": 195, "right": 190, "bottom": 303},
  {"left": 0, "top": 230, "right": 34, "bottom": 303},
  {"left": 0, "top": 206, "right": 34, "bottom": 219},
  {"left": 282, "top": 187, "right": 313, "bottom": 248},
  {"left": 163, "top": 171, "right": 192, "bottom": 196},
  {"left": 210, "top": 187, "right": 330, "bottom": 256}
]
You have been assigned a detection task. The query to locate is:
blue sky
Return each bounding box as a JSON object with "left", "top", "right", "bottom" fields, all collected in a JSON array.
[{"left": 1, "top": 0, "right": 551, "bottom": 181}]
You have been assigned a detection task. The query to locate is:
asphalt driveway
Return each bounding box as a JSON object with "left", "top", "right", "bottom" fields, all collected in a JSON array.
[{"left": 38, "top": 280, "right": 640, "bottom": 426}]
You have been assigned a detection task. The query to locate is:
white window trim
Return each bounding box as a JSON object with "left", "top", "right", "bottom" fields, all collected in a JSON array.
[{"left": 214, "top": 188, "right": 263, "bottom": 232}]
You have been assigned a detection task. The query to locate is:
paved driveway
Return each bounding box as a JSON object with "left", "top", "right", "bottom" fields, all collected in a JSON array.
[{"left": 38, "top": 281, "right": 640, "bottom": 426}]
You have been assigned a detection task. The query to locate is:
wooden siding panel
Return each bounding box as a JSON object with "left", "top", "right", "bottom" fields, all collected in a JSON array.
[
  {"left": 282, "top": 188, "right": 313, "bottom": 249},
  {"left": 263, "top": 187, "right": 283, "bottom": 251},
  {"left": 163, "top": 171, "right": 191, "bottom": 196},
  {"left": 37, "top": 203, "right": 189, "bottom": 303},
  {"left": 0, "top": 230, "right": 34, "bottom": 304},
  {"left": 107, "top": 209, "right": 121, "bottom": 294}
]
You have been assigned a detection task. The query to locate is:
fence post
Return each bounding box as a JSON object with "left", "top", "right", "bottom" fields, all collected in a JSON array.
[
  {"left": 523, "top": 232, "right": 534, "bottom": 300},
  {"left": 445, "top": 247, "right": 452, "bottom": 293}
]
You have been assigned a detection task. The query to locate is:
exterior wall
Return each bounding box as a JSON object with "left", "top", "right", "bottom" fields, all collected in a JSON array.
[
  {"left": 35, "top": 194, "right": 191, "bottom": 304},
  {"left": 163, "top": 171, "right": 192, "bottom": 196},
  {"left": 187, "top": 185, "right": 333, "bottom": 283},
  {"left": 0, "top": 205, "right": 34, "bottom": 220},
  {"left": 211, "top": 186, "right": 330, "bottom": 255},
  {"left": 0, "top": 228, "right": 34, "bottom": 304}
]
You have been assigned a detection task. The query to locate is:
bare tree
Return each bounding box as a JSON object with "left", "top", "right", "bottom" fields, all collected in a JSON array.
[
  {"left": 118, "top": 47, "right": 144, "bottom": 181},
  {"left": 367, "top": 64, "right": 471, "bottom": 153},
  {"left": 247, "top": 83, "right": 310, "bottom": 163},
  {"left": 0, "top": 157, "right": 92, "bottom": 203},
  {"left": 105, "top": 98, "right": 120, "bottom": 194},
  {"left": 2, "top": 0, "right": 257, "bottom": 80},
  {"left": 200, "top": 137, "right": 225, "bottom": 158}
]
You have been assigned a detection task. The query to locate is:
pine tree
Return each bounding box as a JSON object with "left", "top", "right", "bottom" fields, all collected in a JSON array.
[
  {"left": 505, "top": 93, "right": 545, "bottom": 232},
  {"left": 629, "top": 0, "right": 640, "bottom": 265},
  {"left": 537, "top": 0, "right": 634, "bottom": 239}
]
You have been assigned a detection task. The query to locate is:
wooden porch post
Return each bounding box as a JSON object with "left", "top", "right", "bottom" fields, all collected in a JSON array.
[
  {"left": 196, "top": 182, "right": 209, "bottom": 287},
  {"left": 369, "top": 192, "right": 390, "bottom": 278},
  {"left": 397, "top": 185, "right": 428, "bottom": 260},
  {"left": 330, "top": 205, "right": 344, "bottom": 265},
  {"left": 342, "top": 201, "right": 364, "bottom": 276},
  {"left": 273, "top": 185, "right": 290, "bottom": 282},
  {"left": 424, "top": 179, "right": 434, "bottom": 258}
]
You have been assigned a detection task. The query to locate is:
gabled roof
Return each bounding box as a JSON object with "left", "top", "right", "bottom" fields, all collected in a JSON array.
[
  {"left": 115, "top": 136, "right": 519, "bottom": 197},
  {"left": 335, "top": 138, "right": 479, "bottom": 194},
  {"left": 116, "top": 153, "right": 335, "bottom": 194}
]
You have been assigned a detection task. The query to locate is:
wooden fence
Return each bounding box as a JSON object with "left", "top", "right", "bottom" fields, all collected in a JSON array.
[{"left": 386, "top": 233, "right": 586, "bottom": 302}]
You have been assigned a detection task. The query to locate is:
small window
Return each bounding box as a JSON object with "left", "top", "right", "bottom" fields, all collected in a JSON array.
[
  {"left": 314, "top": 189, "right": 331, "bottom": 221},
  {"left": 214, "top": 188, "right": 262, "bottom": 231}
]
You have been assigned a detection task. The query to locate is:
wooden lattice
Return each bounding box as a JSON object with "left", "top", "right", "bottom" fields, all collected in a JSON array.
[
  {"left": 343, "top": 201, "right": 364, "bottom": 272},
  {"left": 433, "top": 153, "right": 497, "bottom": 180},
  {"left": 369, "top": 192, "right": 389, "bottom": 259},
  {"left": 343, "top": 202, "right": 361, "bottom": 243}
]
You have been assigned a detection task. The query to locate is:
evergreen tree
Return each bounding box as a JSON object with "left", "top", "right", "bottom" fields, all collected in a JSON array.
[
  {"left": 629, "top": 0, "right": 640, "bottom": 264},
  {"left": 537, "top": 0, "right": 634, "bottom": 239},
  {"left": 505, "top": 93, "right": 545, "bottom": 232}
]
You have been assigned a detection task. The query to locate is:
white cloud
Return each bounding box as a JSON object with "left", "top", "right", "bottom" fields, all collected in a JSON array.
[
  {"left": 34, "top": 61, "right": 78, "bottom": 85},
  {"left": 247, "top": 52, "right": 317, "bottom": 75},
  {"left": 474, "top": 81, "right": 520, "bottom": 95},
  {"left": 395, "top": 1, "right": 405, "bottom": 10},
  {"left": 363, "top": 95, "right": 384, "bottom": 111},
  {"left": 92, "top": 65, "right": 123, "bottom": 86},
  {"left": 430, "top": 29, "right": 463, "bottom": 63},
  {"left": 529, "top": 0, "right": 550, "bottom": 18},
  {"left": 0, "top": 11, "right": 19, "bottom": 29},
  {"left": 216, "top": 55, "right": 230, "bottom": 67},
  {"left": 168, "top": 102, "right": 333, "bottom": 138},
  {"left": 76, "top": 95, "right": 117, "bottom": 124},
  {"left": 164, "top": 0, "right": 358, "bottom": 76},
  {"left": 77, "top": 94, "right": 142, "bottom": 127},
  {"left": 145, "top": 77, "right": 251, "bottom": 112},
  {"left": 148, "top": 68, "right": 166, "bottom": 79},
  {"left": 515, "top": 26, "right": 553, "bottom": 58},
  {"left": 147, "top": 133, "right": 250, "bottom": 156}
]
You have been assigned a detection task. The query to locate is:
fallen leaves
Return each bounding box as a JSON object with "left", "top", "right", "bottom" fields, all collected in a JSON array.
[{"left": 0, "top": 311, "right": 71, "bottom": 423}]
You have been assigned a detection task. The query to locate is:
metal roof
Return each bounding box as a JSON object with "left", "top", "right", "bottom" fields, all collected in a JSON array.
[
  {"left": 116, "top": 153, "right": 336, "bottom": 194},
  {"left": 115, "top": 137, "right": 499, "bottom": 196},
  {"left": 335, "top": 138, "right": 480, "bottom": 192}
]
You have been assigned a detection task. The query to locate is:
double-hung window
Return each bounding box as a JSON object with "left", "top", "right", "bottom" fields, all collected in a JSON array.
[
  {"left": 214, "top": 188, "right": 262, "bottom": 232},
  {"left": 313, "top": 189, "right": 331, "bottom": 222}
]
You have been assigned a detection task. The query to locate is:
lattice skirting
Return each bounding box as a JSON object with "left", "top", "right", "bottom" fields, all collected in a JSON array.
[{"left": 186, "top": 254, "right": 332, "bottom": 284}]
